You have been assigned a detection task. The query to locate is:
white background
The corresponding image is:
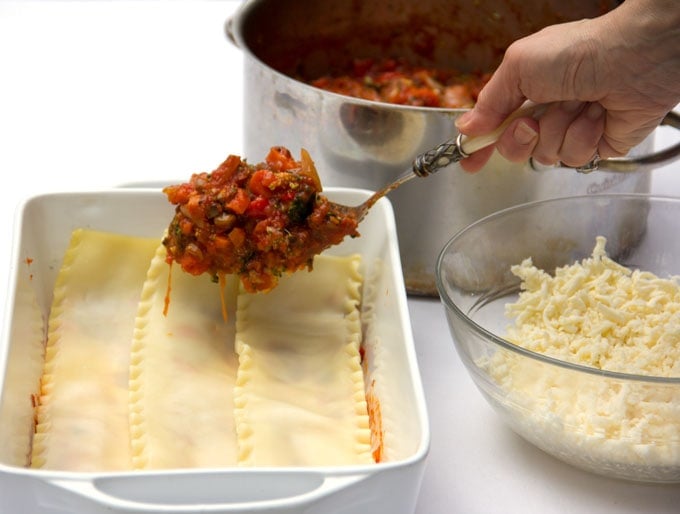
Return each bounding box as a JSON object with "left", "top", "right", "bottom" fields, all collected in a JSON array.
[{"left": 1, "top": 1, "right": 679, "bottom": 512}]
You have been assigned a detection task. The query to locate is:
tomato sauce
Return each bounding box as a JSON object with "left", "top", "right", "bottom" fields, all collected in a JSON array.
[
  {"left": 365, "top": 379, "right": 384, "bottom": 463},
  {"left": 310, "top": 58, "right": 491, "bottom": 109},
  {"left": 163, "top": 147, "right": 360, "bottom": 293}
]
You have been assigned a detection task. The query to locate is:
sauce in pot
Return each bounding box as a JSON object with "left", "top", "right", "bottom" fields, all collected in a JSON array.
[{"left": 310, "top": 58, "right": 491, "bottom": 108}]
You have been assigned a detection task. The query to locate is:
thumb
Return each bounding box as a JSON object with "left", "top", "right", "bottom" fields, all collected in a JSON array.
[{"left": 456, "top": 59, "right": 527, "bottom": 137}]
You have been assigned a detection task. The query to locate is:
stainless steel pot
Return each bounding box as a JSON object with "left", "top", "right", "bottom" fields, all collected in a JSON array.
[{"left": 226, "top": 0, "right": 680, "bottom": 296}]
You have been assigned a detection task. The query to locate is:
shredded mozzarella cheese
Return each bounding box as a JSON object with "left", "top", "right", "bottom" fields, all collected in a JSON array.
[
  {"left": 505, "top": 236, "right": 680, "bottom": 377},
  {"left": 480, "top": 237, "right": 680, "bottom": 477}
]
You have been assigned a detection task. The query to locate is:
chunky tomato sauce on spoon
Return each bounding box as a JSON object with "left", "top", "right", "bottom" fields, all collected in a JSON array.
[{"left": 162, "top": 147, "right": 360, "bottom": 293}]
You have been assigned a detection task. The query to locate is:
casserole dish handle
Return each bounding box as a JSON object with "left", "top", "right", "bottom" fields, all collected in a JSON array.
[{"left": 43, "top": 472, "right": 371, "bottom": 513}]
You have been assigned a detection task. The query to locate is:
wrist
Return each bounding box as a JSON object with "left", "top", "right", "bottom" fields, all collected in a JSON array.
[
  {"left": 595, "top": 0, "right": 680, "bottom": 107},
  {"left": 606, "top": 0, "right": 680, "bottom": 62}
]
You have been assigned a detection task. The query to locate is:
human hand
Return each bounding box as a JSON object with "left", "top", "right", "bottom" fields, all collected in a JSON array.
[{"left": 456, "top": 0, "right": 680, "bottom": 172}]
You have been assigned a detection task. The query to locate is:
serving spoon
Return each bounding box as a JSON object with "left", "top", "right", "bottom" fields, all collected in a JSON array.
[
  {"left": 332, "top": 101, "right": 544, "bottom": 222},
  {"left": 164, "top": 102, "right": 680, "bottom": 294},
  {"left": 338, "top": 102, "right": 680, "bottom": 223}
]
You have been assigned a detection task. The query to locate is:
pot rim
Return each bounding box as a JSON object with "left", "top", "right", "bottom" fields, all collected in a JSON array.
[
  {"left": 225, "top": 2, "right": 680, "bottom": 170},
  {"left": 224, "top": 3, "right": 472, "bottom": 115}
]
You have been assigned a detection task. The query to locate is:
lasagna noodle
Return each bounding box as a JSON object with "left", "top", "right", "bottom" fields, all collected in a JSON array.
[
  {"left": 0, "top": 265, "right": 47, "bottom": 466},
  {"left": 129, "top": 243, "right": 239, "bottom": 469},
  {"left": 234, "top": 254, "right": 373, "bottom": 466},
  {"left": 31, "top": 229, "right": 159, "bottom": 471}
]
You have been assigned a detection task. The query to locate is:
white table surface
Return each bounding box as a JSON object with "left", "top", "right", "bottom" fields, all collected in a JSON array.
[{"left": 1, "top": 1, "right": 679, "bottom": 513}]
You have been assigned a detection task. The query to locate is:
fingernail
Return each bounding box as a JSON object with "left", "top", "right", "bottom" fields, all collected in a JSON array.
[
  {"left": 586, "top": 102, "right": 605, "bottom": 120},
  {"left": 455, "top": 111, "right": 472, "bottom": 129},
  {"left": 561, "top": 100, "right": 583, "bottom": 113},
  {"left": 513, "top": 121, "right": 538, "bottom": 145}
]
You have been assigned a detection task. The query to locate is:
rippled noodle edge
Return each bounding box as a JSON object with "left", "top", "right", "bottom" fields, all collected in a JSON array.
[
  {"left": 30, "top": 229, "right": 84, "bottom": 468},
  {"left": 346, "top": 255, "right": 374, "bottom": 463},
  {"left": 128, "top": 241, "right": 167, "bottom": 470},
  {"left": 232, "top": 316, "right": 251, "bottom": 466}
]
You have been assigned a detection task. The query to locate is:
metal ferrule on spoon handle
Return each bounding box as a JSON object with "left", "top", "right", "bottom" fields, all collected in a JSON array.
[{"left": 412, "top": 101, "right": 543, "bottom": 177}]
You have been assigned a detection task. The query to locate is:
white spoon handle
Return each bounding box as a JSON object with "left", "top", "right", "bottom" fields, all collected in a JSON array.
[
  {"left": 459, "top": 100, "right": 544, "bottom": 155},
  {"left": 412, "top": 100, "right": 547, "bottom": 176}
]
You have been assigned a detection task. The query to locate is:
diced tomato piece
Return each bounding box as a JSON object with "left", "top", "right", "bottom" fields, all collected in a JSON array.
[
  {"left": 246, "top": 196, "right": 269, "bottom": 218},
  {"left": 280, "top": 189, "right": 296, "bottom": 202},
  {"left": 163, "top": 182, "right": 194, "bottom": 204},
  {"left": 177, "top": 254, "right": 207, "bottom": 275},
  {"left": 249, "top": 169, "right": 276, "bottom": 197},
  {"left": 409, "top": 87, "right": 441, "bottom": 107},
  {"left": 211, "top": 154, "right": 241, "bottom": 182},
  {"left": 186, "top": 195, "right": 204, "bottom": 218},
  {"left": 213, "top": 235, "right": 230, "bottom": 250},
  {"left": 265, "top": 147, "right": 297, "bottom": 171},
  {"left": 226, "top": 188, "right": 250, "bottom": 214},
  {"left": 179, "top": 218, "right": 194, "bottom": 236},
  {"left": 228, "top": 227, "right": 246, "bottom": 248},
  {"left": 378, "top": 71, "right": 401, "bottom": 83}
]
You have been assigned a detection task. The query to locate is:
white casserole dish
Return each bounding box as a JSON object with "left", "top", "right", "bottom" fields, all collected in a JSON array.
[{"left": 0, "top": 187, "right": 430, "bottom": 514}]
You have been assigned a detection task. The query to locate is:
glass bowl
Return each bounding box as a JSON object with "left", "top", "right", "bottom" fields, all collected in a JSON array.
[{"left": 436, "top": 194, "right": 680, "bottom": 483}]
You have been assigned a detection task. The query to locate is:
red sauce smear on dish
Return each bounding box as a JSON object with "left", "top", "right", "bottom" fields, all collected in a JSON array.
[
  {"left": 162, "top": 147, "right": 360, "bottom": 293},
  {"left": 310, "top": 58, "right": 491, "bottom": 109},
  {"left": 366, "top": 379, "right": 384, "bottom": 463}
]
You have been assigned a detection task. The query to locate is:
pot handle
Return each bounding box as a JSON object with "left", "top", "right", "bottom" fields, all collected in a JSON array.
[
  {"left": 224, "top": 16, "right": 238, "bottom": 47},
  {"left": 225, "top": 0, "right": 255, "bottom": 49},
  {"left": 532, "top": 110, "right": 680, "bottom": 173}
]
